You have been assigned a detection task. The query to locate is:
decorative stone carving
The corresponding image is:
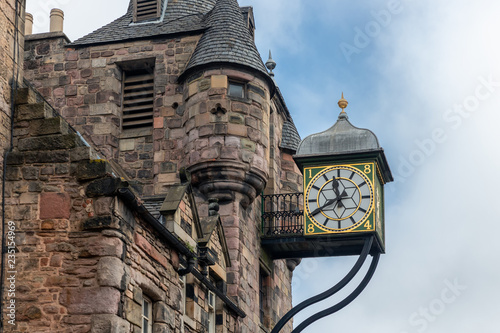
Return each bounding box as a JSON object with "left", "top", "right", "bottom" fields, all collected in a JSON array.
[{"left": 188, "top": 160, "right": 267, "bottom": 207}]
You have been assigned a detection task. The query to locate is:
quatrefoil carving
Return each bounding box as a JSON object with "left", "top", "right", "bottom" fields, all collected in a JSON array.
[{"left": 210, "top": 104, "right": 227, "bottom": 117}]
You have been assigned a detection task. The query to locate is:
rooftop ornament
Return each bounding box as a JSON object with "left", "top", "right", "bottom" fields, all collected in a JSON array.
[
  {"left": 265, "top": 50, "right": 277, "bottom": 77},
  {"left": 338, "top": 92, "right": 348, "bottom": 114}
]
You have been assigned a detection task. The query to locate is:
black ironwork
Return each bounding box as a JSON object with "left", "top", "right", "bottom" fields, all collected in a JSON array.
[
  {"left": 261, "top": 192, "right": 303, "bottom": 236},
  {"left": 293, "top": 253, "right": 380, "bottom": 332},
  {"left": 271, "top": 236, "right": 380, "bottom": 333}
]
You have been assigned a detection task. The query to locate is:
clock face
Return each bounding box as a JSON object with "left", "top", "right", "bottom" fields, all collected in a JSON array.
[{"left": 305, "top": 165, "right": 374, "bottom": 232}]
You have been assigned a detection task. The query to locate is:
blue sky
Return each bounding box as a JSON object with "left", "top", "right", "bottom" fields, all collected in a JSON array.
[{"left": 26, "top": 0, "right": 500, "bottom": 332}]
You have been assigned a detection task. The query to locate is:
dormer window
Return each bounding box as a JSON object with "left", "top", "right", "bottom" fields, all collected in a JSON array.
[
  {"left": 240, "top": 7, "right": 256, "bottom": 40},
  {"left": 134, "top": 0, "right": 160, "bottom": 22}
]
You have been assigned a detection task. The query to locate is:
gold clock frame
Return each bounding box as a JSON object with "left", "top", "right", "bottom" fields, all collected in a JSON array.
[{"left": 304, "top": 162, "right": 378, "bottom": 236}]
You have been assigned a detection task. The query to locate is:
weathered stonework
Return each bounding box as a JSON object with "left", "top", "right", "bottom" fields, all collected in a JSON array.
[
  {"left": 5, "top": 87, "right": 240, "bottom": 332},
  {"left": 0, "top": 0, "right": 25, "bottom": 258},
  {"left": 24, "top": 34, "right": 203, "bottom": 197},
  {"left": 5, "top": 1, "right": 305, "bottom": 332}
]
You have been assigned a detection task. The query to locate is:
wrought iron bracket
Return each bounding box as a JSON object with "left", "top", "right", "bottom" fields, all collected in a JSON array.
[{"left": 271, "top": 236, "right": 379, "bottom": 333}]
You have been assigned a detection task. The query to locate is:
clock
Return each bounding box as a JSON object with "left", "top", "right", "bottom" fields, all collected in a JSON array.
[{"left": 304, "top": 163, "right": 375, "bottom": 235}]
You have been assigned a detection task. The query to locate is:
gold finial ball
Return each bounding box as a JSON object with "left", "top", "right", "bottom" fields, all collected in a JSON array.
[{"left": 338, "top": 92, "right": 348, "bottom": 112}]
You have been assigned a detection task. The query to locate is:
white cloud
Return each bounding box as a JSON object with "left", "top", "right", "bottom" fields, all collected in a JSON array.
[
  {"left": 239, "top": 0, "right": 305, "bottom": 56},
  {"left": 290, "top": 1, "right": 500, "bottom": 332}
]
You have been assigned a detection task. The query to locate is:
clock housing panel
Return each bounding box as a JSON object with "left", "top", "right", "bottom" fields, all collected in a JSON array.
[{"left": 302, "top": 162, "right": 386, "bottom": 252}]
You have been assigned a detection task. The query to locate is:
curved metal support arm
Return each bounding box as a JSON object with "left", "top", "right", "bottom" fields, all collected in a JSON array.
[
  {"left": 292, "top": 252, "right": 380, "bottom": 332},
  {"left": 271, "top": 237, "right": 373, "bottom": 333}
]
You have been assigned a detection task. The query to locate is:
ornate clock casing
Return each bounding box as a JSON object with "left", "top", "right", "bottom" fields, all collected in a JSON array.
[
  {"left": 293, "top": 95, "right": 392, "bottom": 256},
  {"left": 303, "top": 162, "right": 386, "bottom": 252}
]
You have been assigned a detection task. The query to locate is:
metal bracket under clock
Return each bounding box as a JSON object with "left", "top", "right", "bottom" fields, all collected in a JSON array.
[{"left": 271, "top": 236, "right": 380, "bottom": 333}]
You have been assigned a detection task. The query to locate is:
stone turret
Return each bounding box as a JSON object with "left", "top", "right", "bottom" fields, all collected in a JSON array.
[{"left": 180, "top": 0, "right": 275, "bottom": 207}]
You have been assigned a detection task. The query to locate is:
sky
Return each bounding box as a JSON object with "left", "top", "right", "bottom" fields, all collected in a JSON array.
[{"left": 26, "top": 0, "right": 500, "bottom": 332}]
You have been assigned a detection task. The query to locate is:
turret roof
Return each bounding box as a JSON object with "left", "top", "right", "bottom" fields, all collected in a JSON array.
[{"left": 182, "top": 0, "right": 269, "bottom": 79}]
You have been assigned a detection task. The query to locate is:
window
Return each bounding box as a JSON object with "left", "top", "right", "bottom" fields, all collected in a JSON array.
[
  {"left": 179, "top": 275, "right": 186, "bottom": 333},
  {"left": 134, "top": 0, "right": 160, "bottom": 22},
  {"left": 180, "top": 275, "right": 186, "bottom": 315},
  {"left": 259, "top": 269, "right": 269, "bottom": 326},
  {"left": 228, "top": 81, "right": 246, "bottom": 99},
  {"left": 142, "top": 296, "right": 153, "bottom": 333},
  {"left": 122, "top": 69, "right": 154, "bottom": 131},
  {"left": 181, "top": 274, "right": 197, "bottom": 330},
  {"left": 208, "top": 291, "right": 216, "bottom": 333}
]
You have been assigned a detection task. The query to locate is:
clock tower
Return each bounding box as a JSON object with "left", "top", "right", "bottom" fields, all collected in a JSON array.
[{"left": 294, "top": 94, "right": 393, "bottom": 255}]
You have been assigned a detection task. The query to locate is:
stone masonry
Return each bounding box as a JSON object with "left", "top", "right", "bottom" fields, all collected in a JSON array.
[
  {"left": 5, "top": 86, "right": 239, "bottom": 332},
  {"left": 0, "top": 0, "right": 25, "bottom": 241},
  {"left": 3, "top": 1, "right": 306, "bottom": 332}
]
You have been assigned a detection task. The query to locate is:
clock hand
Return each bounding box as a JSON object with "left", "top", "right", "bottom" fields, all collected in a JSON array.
[
  {"left": 310, "top": 192, "right": 348, "bottom": 216},
  {"left": 336, "top": 190, "right": 348, "bottom": 208},
  {"left": 310, "top": 178, "right": 350, "bottom": 216},
  {"left": 331, "top": 176, "right": 341, "bottom": 198},
  {"left": 332, "top": 177, "right": 349, "bottom": 208},
  {"left": 310, "top": 198, "right": 338, "bottom": 216}
]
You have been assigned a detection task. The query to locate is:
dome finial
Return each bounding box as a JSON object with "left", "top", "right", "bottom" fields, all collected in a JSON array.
[
  {"left": 265, "top": 50, "right": 276, "bottom": 77},
  {"left": 338, "top": 92, "right": 348, "bottom": 114}
]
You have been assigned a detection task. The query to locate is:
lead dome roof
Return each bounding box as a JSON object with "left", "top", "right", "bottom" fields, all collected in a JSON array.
[{"left": 296, "top": 112, "right": 380, "bottom": 156}]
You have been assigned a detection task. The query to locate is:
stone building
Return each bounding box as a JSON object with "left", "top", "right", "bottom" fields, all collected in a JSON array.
[
  {"left": 1, "top": 0, "right": 303, "bottom": 332},
  {"left": 0, "top": 0, "right": 25, "bottom": 241}
]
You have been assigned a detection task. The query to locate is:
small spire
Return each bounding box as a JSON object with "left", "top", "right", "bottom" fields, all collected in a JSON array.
[
  {"left": 338, "top": 92, "right": 348, "bottom": 113},
  {"left": 265, "top": 50, "right": 276, "bottom": 77}
]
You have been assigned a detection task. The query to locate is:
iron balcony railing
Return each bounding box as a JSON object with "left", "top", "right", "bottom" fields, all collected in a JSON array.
[{"left": 261, "top": 192, "right": 303, "bottom": 236}]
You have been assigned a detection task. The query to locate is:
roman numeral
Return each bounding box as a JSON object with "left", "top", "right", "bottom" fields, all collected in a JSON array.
[
  {"left": 349, "top": 172, "right": 355, "bottom": 180},
  {"left": 323, "top": 174, "right": 329, "bottom": 182},
  {"left": 358, "top": 207, "right": 367, "bottom": 213},
  {"left": 350, "top": 217, "right": 356, "bottom": 224},
  {"left": 358, "top": 181, "right": 366, "bottom": 187},
  {"left": 312, "top": 185, "right": 320, "bottom": 190},
  {"left": 362, "top": 195, "right": 371, "bottom": 199}
]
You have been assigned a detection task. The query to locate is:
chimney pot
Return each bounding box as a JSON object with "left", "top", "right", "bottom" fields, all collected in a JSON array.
[
  {"left": 25, "top": 13, "right": 33, "bottom": 36},
  {"left": 50, "top": 8, "right": 64, "bottom": 32}
]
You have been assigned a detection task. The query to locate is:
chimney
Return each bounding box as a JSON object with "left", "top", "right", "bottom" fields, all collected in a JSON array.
[
  {"left": 25, "top": 13, "right": 33, "bottom": 36},
  {"left": 50, "top": 8, "right": 64, "bottom": 32}
]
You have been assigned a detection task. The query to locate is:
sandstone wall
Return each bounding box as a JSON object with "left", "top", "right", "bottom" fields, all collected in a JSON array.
[
  {"left": 23, "top": 32, "right": 298, "bottom": 332},
  {"left": 24, "top": 34, "right": 200, "bottom": 197},
  {"left": 1, "top": 0, "right": 25, "bottom": 240},
  {"left": 5, "top": 87, "right": 238, "bottom": 332}
]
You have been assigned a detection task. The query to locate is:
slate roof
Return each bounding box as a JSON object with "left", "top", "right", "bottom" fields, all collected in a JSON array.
[
  {"left": 71, "top": 0, "right": 272, "bottom": 90},
  {"left": 181, "top": 0, "right": 270, "bottom": 81},
  {"left": 281, "top": 120, "right": 301, "bottom": 152},
  {"left": 70, "top": 0, "right": 216, "bottom": 46},
  {"left": 143, "top": 196, "right": 165, "bottom": 220},
  {"left": 273, "top": 87, "right": 301, "bottom": 152}
]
